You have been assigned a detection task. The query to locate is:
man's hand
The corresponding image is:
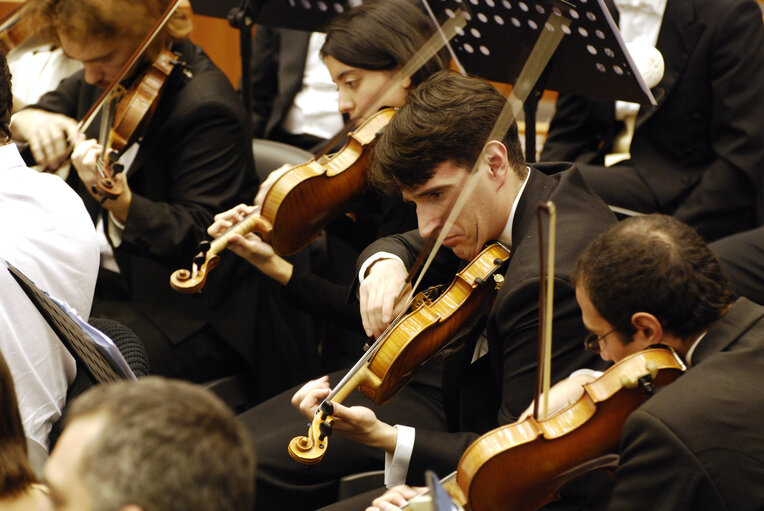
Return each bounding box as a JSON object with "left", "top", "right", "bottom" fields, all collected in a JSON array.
[
  {"left": 359, "top": 258, "right": 411, "bottom": 338},
  {"left": 11, "top": 108, "right": 79, "bottom": 170},
  {"left": 365, "top": 485, "right": 429, "bottom": 511},
  {"left": 290, "top": 376, "right": 399, "bottom": 453},
  {"left": 291, "top": 375, "right": 332, "bottom": 418},
  {"left": 70, "top": 138, "right": 132, "bottom": 223},
  {"left": 207, "top": 204, "right": 294, "bottom": 285}
]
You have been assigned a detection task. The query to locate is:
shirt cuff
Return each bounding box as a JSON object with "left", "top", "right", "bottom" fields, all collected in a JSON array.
[
  {"left": 107, "top": 211, "right": 125, "bottom": 247},
  {"left": 384, "top": 425, "right": 415, "bottom": 488},
  {"left": 358, "top": 252, "right": 404, "bottom": 283}
]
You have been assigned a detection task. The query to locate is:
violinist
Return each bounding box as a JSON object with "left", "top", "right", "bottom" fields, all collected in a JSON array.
[
  {"left": 238, "top": 71, "right": 615, "bottom": 511},
  {"left": 8, "top": 0, "right": 269, "bottom": 388},
  {"left": 572, "top": 214, "right": 764, "bottom": 510},
  {"left": 371, "top": 214, "right": 764, "bottom": 511},
  {"left": 209, "top": 0, "right": 447, "bottom": 369}
]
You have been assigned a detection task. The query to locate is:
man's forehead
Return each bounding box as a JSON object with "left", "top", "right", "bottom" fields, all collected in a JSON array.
[{"left": 400, "top": 161, "right": 469, "bottom": 199}]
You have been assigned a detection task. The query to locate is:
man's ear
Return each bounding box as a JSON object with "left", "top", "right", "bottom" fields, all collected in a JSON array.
[
  {"left": 630, "top": 312, "right": 664, "bottom": 348},
  {"left": 483, "top": 140, "right": 508, "bottom": 185},
  {"left": 402, "top": 76, "right": 412, "bottom": 90}
]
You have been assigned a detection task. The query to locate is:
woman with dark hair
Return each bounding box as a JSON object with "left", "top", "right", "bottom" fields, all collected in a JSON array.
[
  {"left": 209, "top": 0, "right": 449, "bottom": 365},
  {"left": 0, "top": 350, "right": 53, "bottom": 511}
]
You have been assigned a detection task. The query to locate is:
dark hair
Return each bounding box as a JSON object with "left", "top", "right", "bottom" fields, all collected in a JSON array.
[
  {"left": 65, "top": 377, "right": 255, "bottom": 511},
  {"left": 0, "top": 349, "right": 37, "bottom": 498},
  {"left": 574, "top": 214, "right": 735, "bottom": 343},
  {"left": 371, "top": 70, "right": 525, "bottom": 193},
  {"left": 321, "top": 0, "right": 448, "bottom": 87},
  {"left": 0, "top": 51, "right": 12, "bottom": 143}
]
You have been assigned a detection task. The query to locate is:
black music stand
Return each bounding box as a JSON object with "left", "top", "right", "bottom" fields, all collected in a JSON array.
[
  {"left": 191, "top": 0, "right": 653, "bottom": 162},
  {"left": 6, "top": 262, "right": 133, "bottom": 383},
  {"left": 430, "top": 0, "right": 656, "bottom": 161}
]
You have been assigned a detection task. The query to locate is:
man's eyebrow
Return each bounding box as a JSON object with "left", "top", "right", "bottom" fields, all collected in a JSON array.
[{"left": 412, "top": 184, "right": 451, "bottom": 199}]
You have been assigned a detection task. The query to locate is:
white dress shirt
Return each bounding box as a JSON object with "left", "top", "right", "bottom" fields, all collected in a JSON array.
[{"left": 0, "top": 143, "right": 99, "bottom": 449}]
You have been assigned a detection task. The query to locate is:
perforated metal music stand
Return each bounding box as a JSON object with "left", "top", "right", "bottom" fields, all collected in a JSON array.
[{"left": 191, "top": 0, "right": 654, "bottom": 161}]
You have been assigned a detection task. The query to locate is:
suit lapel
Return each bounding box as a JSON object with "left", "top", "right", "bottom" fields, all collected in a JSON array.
[
  {"left": 692, "top": 298, "right": 764, "bottom": 364},
  {"left": 636, "top": 0, "right": 705, "bottom": 129}
]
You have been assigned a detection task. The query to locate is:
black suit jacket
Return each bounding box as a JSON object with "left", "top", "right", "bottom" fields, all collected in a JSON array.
[
  {"left": 358, "top": 164, "right": 616, "bottom": 475},
  {"left": 608, "top": 298, "right": 764, "bottom": 510},
  {"left": 249, "top": 26, "right": 311, "bottom": 140},
  {"left": 542, "top": 0, "right": 764, "bottom": 240},
  {"left": 32, "top": 41, "right": 268, "bottom": 368}
]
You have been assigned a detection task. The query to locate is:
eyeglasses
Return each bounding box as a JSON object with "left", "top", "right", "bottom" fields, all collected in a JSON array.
[{"left": 583, "top": 328, "right": 617, "bottom": 354}]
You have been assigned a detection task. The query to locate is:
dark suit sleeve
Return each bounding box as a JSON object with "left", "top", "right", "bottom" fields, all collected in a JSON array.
[
  {"left": 249, "top": 26, "right": 280, "bottom": 138},
  {"left": 607, "top": 409, "right": 725, "bottom": 511},
  {"left": 120, "top": 98, "right": 256, "bottom": 263},
  {"left": 28, "top": 70, "right": 102, "bottom": 132},
  {"left": 671, "top": 1, "right": 764, "bottom": 238}
]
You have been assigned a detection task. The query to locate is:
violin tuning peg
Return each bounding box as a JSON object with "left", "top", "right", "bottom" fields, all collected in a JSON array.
[
  {"left": 108, "top": 151, "right": 119, "bottom": 163},
  {"left": 198, "top": 240, "right": 211, "bottom": 255},
  {"left": 320, "top": 401, "right": 334, "bottom": 417},
  {"left": 318, "top": 421, "right": 333, "bottom": 441},
  {"left": 192, "top": 252, "right": 206, "bottom": 267},
  {"left": 112, "top": 163, "right": 124, "bottom": 174}
]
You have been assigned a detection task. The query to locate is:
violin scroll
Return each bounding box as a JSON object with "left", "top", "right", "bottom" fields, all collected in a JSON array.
[
  {"left": 169, "top": 241, "right": 221, "bottom": 294},
  {"left": 288, "top": 403, "right": 335, "bottom": 465},
  {"left": 170, "top": 213, "right": 272, "bottom": 293}
]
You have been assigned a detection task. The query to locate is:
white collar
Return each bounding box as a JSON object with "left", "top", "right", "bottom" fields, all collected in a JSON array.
[
  {"left": 498, "top": 167, "right": 531, "bottom": 249},
  {"left": 0, "top": 143, "right": 28, "bottom": 170},
  {"left": 684, "top": 331, "right": 708, "bottom": 367}
]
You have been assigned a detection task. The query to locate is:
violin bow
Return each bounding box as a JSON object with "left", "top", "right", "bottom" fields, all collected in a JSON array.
[
  {"left": 313, "top": 8, "right": 468, "bottom": 161},
  {"left": 406, "top": 10, "right": 570, "bottom": 305},
  {"left": 534, "top": 201, "right": 557, "bottom": 421},
  {"left": 78, "top": 0, "right": 186, "bottom": 134}
]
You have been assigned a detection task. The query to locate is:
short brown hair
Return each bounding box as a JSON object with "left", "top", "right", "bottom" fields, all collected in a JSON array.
[
  {"left": 65, "top": 377, "right": 255, "bottom": 511},
  {"left": 371, "top": 70, "right": 525, "bottom": 194},
  {"left": 574, "top": 214, "right": 735, "bottom": 343},
  {"left": 28, "top": 0, "right": 192, "bottom": 59}
]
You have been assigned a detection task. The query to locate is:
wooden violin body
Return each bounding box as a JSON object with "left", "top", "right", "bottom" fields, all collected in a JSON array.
[
  {"left": 93, "top": 48, "right": 182, "bottom": 200},
  {"left": 0, "top": 3, "right": 35, "bottom": 55},
  {"left": 169, "top": 108, "right": 395, "bottom": 294},
  {"left": 288, "top": 243, "right": 511, "bottom": 465},
  {"left": 262, "top": 107, "right": 395, "bottom": 256},
  {"left": 445, "top": 347, "right": 686, "bottom": 511}
]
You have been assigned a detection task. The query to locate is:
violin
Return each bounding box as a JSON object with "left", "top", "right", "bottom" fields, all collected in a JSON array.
[
  {"left": 93, "top": 46, "right": 185, "bottom": 199},
  {"left": 169, "top": 11, "right": 470, "bottom": 294},
  {"left": 288, "top": 242, "right": 510, "bottom": 465},
  {"left": 0, "top": 3, "right": 36, "bottom": 55},
  {"left": 402, "top": 347, "right": 686, "bottom": 511},
  {"left": 169, "top": 107, "right": 396, "bottom": 293}
]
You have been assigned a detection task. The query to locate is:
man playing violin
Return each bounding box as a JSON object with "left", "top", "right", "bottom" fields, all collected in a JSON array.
[
  {"left": 370, "top": 214, "right": 764, "bottom": 510},
  {"left": 571, "top": 214, "right": 764, "bottom": 510},
  {"left": 7, "top": 0, "right": 294, "bottom": 393},
  {"left": 241, "top": 70, "right": 616, "bottom": 510}
]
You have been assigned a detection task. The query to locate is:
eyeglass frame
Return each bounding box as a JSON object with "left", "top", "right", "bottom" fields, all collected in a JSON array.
[{"left": 583, "top": 327, "right": 618, "bottom": 354}]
